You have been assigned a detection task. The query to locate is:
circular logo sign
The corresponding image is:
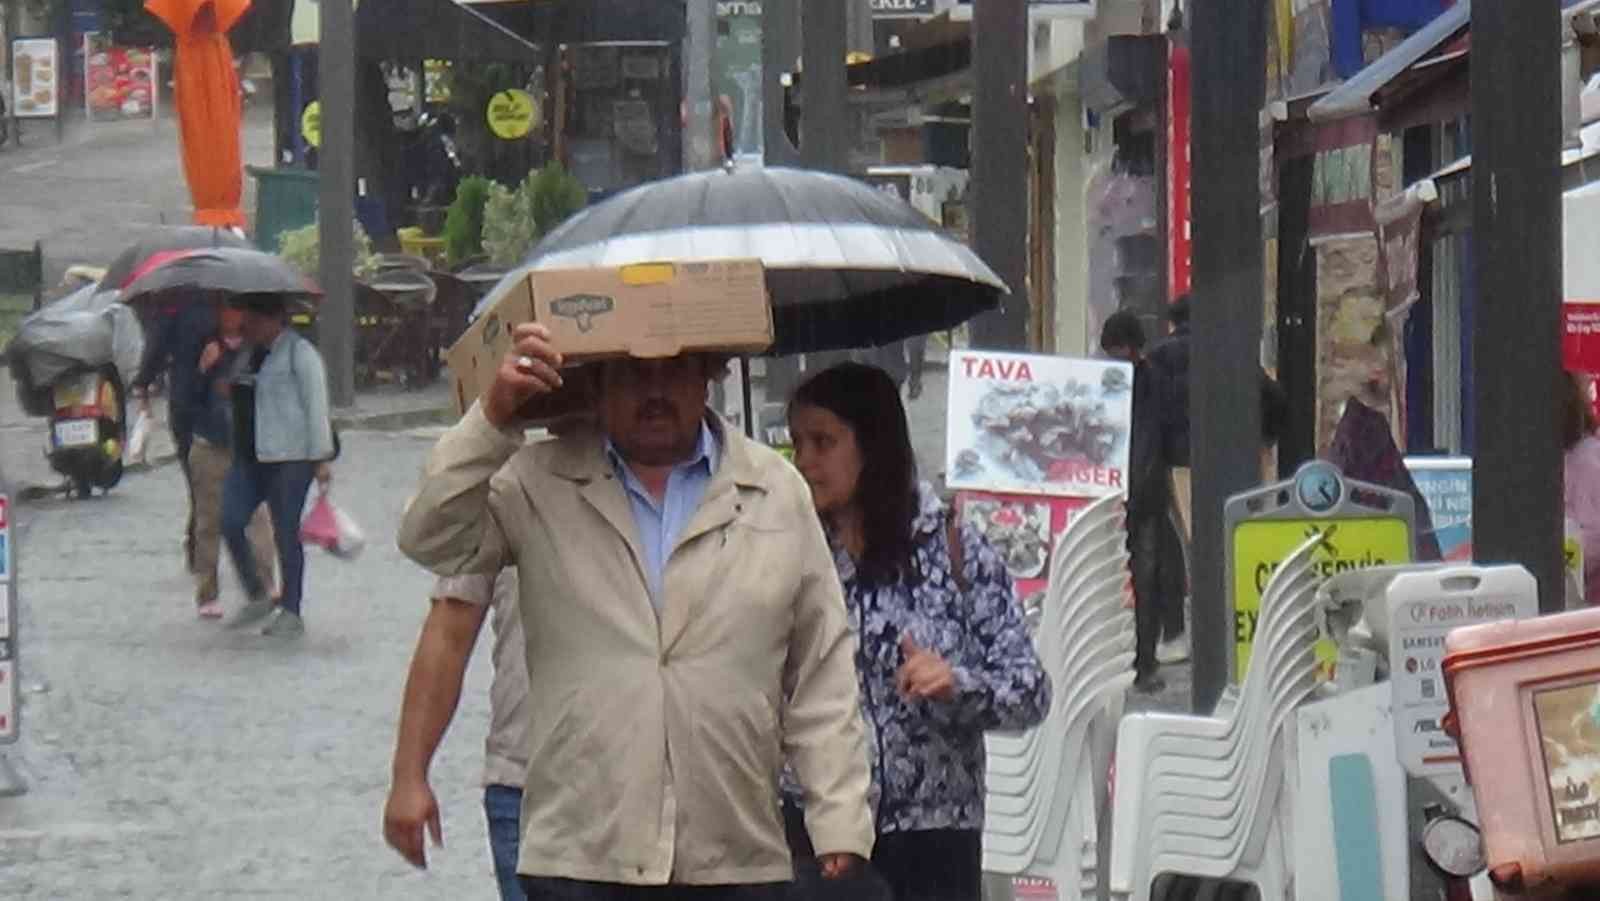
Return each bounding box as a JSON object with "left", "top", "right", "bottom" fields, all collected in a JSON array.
[
  {"left": 1294, "top": 461, "right": 1345, "bottom": 515},
  {"left": 301, "top": 100, "right": 322, "bottom": 148},
  {"left": 486, "top": 89, "right": 538, "bottom": 140}
]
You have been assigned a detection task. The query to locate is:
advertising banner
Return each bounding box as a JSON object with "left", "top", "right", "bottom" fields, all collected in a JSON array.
[
  {"left": 1405, "top": 457, "right": 1473, "bottom": 562},
  {"left": 946, "top": 351, "right": 1133, "bottom": 500},
  {"left": 714, "top": 2, "right": 763, "bottom": 161},
  {"left": 953, "top": 491, "right": 1092, "bottom": 638},
  {"left": 10, "top": 38, "right": 59, "bottom": 118},
  {"left": 84, "top": 34, "right": 156, "bottom": 121},
  {"left": 1226, "top": 462, "right": 1416, "bottom": 682}
]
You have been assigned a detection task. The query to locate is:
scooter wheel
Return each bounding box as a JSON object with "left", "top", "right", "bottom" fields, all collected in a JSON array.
[{"left": 74, "top": 479, "right": 93, "bottom": 500}]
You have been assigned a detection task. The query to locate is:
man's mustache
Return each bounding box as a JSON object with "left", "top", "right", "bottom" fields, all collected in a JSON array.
[{"left": 638, "top": 399, "right": 679, "bottom": 420}]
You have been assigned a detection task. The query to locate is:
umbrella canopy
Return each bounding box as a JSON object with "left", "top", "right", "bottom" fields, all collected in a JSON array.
[
  {"left": 476, "top": 166, "right": 1007, "bottom": 356},
  {"left": 145, "top": 0, "right": 248, "bottom": 228},
  {"left": 100, "top": 225, "right": 251, "bottom": 290},
  {"left": 120, "top": 247, "right": 322, "bottom": 306}
]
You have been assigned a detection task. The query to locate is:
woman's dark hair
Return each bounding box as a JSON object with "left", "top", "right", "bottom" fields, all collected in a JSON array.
[
  {"left": 791, "top": 362, "right": 919, "bottom": 587},
  {"left": 1563, "top": 371, "right": 1596, "bottom": 451}
]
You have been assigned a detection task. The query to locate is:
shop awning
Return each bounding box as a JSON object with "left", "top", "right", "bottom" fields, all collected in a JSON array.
[
  {"left": 357, "top": 0, "right": 539, "bottom": 61},
  {"left": 1308, "top": 0, "right": 1470, "bottom": 122},
  {"left": 289, "top": 0, "right": 539, "bottom": 61}
]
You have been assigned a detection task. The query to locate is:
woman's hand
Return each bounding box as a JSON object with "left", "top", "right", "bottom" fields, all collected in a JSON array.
[
  {"left": 315, "top": 462, "right": 333, "bottom": 488},
  {"left": 818, "top": 852, "right": 864, "bottom": 879},
  {"left": 198, "top": 340, "right": 223, "bottom": 374},
  {"left": 897, "top": 635, "right": 957, "bottom": 702}
]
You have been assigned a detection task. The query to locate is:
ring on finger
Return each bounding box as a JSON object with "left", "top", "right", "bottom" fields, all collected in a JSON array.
[{"left": 516, "top": 355, "right": 535, "bottom": 371}]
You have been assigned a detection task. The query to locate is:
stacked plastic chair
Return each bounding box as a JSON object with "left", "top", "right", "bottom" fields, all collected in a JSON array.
[
  {"left": 983, "top": 493, "right": 1137, "bottom": 901},
  {"left": 1107, "top": 533, "right": 1327, "bottom": 901}
]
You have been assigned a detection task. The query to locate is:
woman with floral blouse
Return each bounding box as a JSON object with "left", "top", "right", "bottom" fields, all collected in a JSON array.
[{"left": 784, "top": 362, "right": 1052, "bottom": 901}]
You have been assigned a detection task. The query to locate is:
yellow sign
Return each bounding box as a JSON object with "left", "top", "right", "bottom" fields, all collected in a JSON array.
[
  {"left": 1233, "top": 517, "right": 1413, "bottom": 681},
  {"left": 486, "top": 89, "right": 537, "bottom": 140},
  {"left": 301, "top": 101, "right": 322, "bottom": 148}
]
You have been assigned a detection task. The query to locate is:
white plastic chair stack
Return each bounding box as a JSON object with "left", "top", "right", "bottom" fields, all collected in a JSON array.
[
  {"left": 983, "top": 492, "right": 1136, "bottom": 900},
  {"left": 1106, "top": 533, "right": 1326, "bottom": 901}
]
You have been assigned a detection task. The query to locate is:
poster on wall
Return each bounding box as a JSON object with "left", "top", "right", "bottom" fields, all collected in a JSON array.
[
  {"left": 954, "top": 491, "right": 1091, "bottom": 633},
  {"left": 84, "top": 34, "right": 156, "bottom": 121},
  {"left": 1405, "top": 457, "right": 1472, "bottom": 561},
  {"left": 946, "top": 351, "right": 1133, "bottom": 499},
  {"left": 10, "top": 38, "right": 59, "bottom": 118}
]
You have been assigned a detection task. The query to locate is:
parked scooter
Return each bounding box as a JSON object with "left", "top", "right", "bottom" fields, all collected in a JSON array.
[
  {"left": 44, "top": 366, "right": 126, "bottom": 498},
  {"left": 5, "top": 282, "right": 144, "bottom": 499}
]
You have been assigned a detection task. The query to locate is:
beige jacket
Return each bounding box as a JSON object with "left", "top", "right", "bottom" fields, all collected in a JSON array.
[{"left": 397, "top": 404, "right": 873, "bottom": 886}]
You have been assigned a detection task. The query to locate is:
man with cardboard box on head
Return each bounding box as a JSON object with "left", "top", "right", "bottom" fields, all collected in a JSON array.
[{"left": 397, "top": 317, "right": 874, "bottom": 900}]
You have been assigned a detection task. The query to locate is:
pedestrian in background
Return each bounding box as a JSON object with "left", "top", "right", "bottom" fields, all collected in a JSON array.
[
  {"left": 385, "top": 570, "right": 528, "bottom": 901},
  {"left": 131, "top": 294, "right": 216, "bottom": 573},
  {"left": 1563, "top": 371, "right": 1600, "bottom": 605},
  {"left": 188, "top": 299, "right": 276, "bottom": 618},
  {"left": 221, "top": 294, "right": 334, "bottom": 640},
  {"left": 398, "top": 324, "right": 874, "bottom": 900},
  {"left": 786, "top": 362, "right": 1050, "bottom": 901},
  {"left": 1101, "top": 312, "right": 1185, "bottom": 693}
]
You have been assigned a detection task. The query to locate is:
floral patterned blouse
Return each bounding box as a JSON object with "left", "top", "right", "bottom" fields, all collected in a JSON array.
[{"left": 788, "top": 482, "right": 1051, "bottom": 835}]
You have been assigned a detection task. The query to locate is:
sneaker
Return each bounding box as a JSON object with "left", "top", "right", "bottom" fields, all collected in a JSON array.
[
  {"left": 224, "top": 597, "right": 275, "bottom": 631},
  {"left": 1132, "top": 671, "right": 1167, "bottom": 695},
  {"left": 196, "top": 600, "right": 224, "bottom": 620},
  {"left": 261, "top": 609, "right": 305, "bottom": 640},
  {"left": 1157, "top": 634, "right": 1191, "bottom": 665}
]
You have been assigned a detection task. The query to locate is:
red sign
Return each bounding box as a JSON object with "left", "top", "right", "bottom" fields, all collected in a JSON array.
[
  {"left": 1563, "top": 303, "right": 1600, "bottom": 373},
  {"left": 1167, "top": 39, "right": 1192, "bottom": 302},
  {"left": 0, "top": 496, "right": 8, "bottom": 530}
]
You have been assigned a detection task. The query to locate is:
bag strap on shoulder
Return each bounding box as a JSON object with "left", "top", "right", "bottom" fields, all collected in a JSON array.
[{"left": 945, "top": 510, "right": 968, "bottom": 591}]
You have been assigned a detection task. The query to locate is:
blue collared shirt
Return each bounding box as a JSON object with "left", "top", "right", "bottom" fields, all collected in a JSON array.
[{"left": 605, "top": 423, "right": 721, "bottom": 609}]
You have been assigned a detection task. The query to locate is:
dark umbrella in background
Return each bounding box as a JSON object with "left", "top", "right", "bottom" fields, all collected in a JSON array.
[
  {"left": 119, "top": 247, "right": 322, "bottom": 308},
  {"left": 99, "top": 226, "right": 252, "bottom": 291},
  {"left": 476, "top": 166, "right": 1008, "bottom": 356}
]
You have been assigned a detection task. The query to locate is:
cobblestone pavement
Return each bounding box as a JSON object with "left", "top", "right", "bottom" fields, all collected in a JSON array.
[{"left": 0, "top": 431, "right": 502, "bottom": 899}]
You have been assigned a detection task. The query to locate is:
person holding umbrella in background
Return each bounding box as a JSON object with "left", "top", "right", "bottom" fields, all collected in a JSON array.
[
  {"left": 219, "top": 293, "right": 334, "bottom": 639},
  {"left": 130, "top": 292, "right": 218, "bottom": 574},
  {"left": 118, "top": 246, "right": 333, "bottom": 637},
  {"left": 188, "top": 298, "right": 278, "bottom": 619}
]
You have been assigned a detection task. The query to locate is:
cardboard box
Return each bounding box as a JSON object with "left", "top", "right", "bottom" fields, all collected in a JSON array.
[{"left": 446, "top": 259, "right": 773, "bottom": 417}]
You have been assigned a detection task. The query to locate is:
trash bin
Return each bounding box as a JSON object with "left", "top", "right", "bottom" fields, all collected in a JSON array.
[{"left": 247, "top": 165, "right": 319, "bottom": 253}]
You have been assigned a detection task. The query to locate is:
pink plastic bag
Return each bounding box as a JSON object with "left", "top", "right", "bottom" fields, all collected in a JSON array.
[{"left": 300, "top": 490, "right": 366, "bottom": 560}]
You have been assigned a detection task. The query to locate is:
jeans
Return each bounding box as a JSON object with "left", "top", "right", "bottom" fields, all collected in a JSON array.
[
  {"left": 485, "top": 784, "right": 527, "bottom": 901},
  {"left": 1130, "top": 512, "right": 1186, "bottom": 676},
  {"left": 222, "top": 459, "right": 314, "bottom": 614},
  {"left": 518, "top": 878, "right": 786, "bottom": 901}
]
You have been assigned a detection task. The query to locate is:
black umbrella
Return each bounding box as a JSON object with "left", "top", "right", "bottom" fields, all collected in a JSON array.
[
  {"left": 119, "top": 247, "right": 322, "bottom": 307},
  {"left": 475, "top": 166, "right": 1007, "bottom": 356},
  {"left": 100, "top": 226, "right": 252, "bottom": 291}
]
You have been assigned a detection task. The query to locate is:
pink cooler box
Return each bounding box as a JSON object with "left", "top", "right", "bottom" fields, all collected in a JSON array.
[{"left": 1443, "top": 606, "right": 1600, "bottom": 894}]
